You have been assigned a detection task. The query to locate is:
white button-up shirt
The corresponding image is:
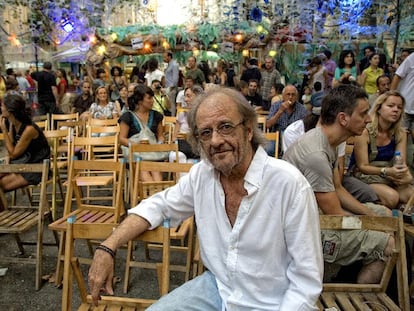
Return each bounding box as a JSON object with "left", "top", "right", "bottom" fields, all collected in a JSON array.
[{"left": 130, "top": 147, "right": 323, "bottom": 310}]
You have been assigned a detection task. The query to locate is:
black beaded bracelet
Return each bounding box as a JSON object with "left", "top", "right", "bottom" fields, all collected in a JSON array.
[{"left": 96, "top": 244, "right": 116, "bottom": 258}]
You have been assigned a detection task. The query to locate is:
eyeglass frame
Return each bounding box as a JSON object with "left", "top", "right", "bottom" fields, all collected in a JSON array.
[{"left": 196, "top": 120, "right": 245, "bottom": 142}]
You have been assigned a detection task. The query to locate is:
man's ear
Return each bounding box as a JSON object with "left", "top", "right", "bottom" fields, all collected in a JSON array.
[{"left": 337, "top": 112, "right": 349, "bottom": 127}]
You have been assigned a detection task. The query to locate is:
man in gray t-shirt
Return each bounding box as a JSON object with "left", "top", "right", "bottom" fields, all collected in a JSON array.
[{"left": 284, "top": 85, "right": 393, "bottom": 284}]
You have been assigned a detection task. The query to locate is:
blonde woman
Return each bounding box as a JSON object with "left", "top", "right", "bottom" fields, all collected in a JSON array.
[
  {"left": 88, "top": 86, "right": 121, "bottom": 120},
  {"left": 350, "top": 90, "right": 413, "bottom": 209}
]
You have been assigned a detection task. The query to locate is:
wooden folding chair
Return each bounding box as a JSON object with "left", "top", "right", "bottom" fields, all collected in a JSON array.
[
  {"left": 51, "top": 112, "right": 79, "bottom": 130},
  {"left": 41, "top": 129, "right": 70, "bottom": 220},
  {"left": 33, "top": 114, "right": 50, "bottom": 130},
  {"left": 264, "top": 131, "right": 279, "bottom": 158},
  {"left": 127, "top": 142, "right": 178, "bottom": 205},
  {"left": 124, "top": 160, "right": 194, "bottom": 293},
  {"left": 48, "top": 159, "right": 126, "bottom": 286},
  {"left": 61, "top": 218, "right": 171, "bottom": 311},
  {"left": 317, "top": 212, "right": 409, "bottom": 311},
  {"left": 0, "top": 160, "right": 57, "bottom": 290}
]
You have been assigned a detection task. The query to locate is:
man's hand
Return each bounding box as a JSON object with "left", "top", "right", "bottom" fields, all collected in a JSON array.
[{"left": 88, "top": 248, "right": 115, "bottom": 306}]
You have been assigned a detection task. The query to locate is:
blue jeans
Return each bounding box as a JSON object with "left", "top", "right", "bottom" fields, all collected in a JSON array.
[{"left": 147, "top": 271, "right": 222, "bottom": 310}]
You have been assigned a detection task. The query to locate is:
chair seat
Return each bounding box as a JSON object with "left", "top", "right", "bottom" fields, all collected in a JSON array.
[
  {"left": 78, "top": 296, "right": 155, "bottom": 311},
  {"left": 48, "top": 209, "right": 117, "bottom": 232},
  {"left": 0, "top": 207, "right": 40, "bottom": 234},
  {"left": 317, "top": 291, "right": 400, "bottom": 311},
  {"left": 75, "top": 175, "right": 114, "bottom": 186}
]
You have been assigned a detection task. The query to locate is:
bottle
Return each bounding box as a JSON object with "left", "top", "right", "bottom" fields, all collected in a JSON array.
[{"left": 393, "top": 151, "right": 404, "bottom": 169}]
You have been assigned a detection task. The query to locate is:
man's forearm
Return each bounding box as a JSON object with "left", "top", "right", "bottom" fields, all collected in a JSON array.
[
  {"left": 266, "top": 109, "right": 283, "bottom": 128},
  {"left": 101, "top": 214, "right": 150, "bottom": 251},
  {"left": 336, "top": 186, "right": 375, "bottom": 215}
]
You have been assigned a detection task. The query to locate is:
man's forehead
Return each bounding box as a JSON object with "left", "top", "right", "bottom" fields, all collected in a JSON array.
[{"left": 197, "top": 95, "right": 238, "bottom": 120}]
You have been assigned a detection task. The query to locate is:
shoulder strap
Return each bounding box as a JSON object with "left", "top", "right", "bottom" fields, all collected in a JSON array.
[
  {"left": 130, "top": 111, "right": 142, "bottom": 131},
  {"left": 367, "top": 124, "right": 378, "bottom": 162}
]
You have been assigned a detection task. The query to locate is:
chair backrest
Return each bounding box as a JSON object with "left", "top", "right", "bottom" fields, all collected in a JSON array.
[
  {"left": 33, "top": 114, "right": 50, "bottom": 129},
  {"left": 62, "top": 218, "right": 171, "bottom": 311},
  {"left": 319, "top": 213, "right": 409, "bottom": 311},
  {"left": 63, "top": 159, "right": 125, "bottom": 222},
  {"left": 51, "top": 112, "right": 79, "bottom": 130},
  {"left": 128, "top": 143, "right": 180, "bottom": 205},
  {"left": 88, "top": 117, "right": 120, "bottom": 127},
  {"left": 87, "top": 124, "right": 120, "bottom": 137},
  {"left": 35, "top": 119, "right": 49, "bottom": 131},
  {"left": 132, "top": 160, "right": 193, "bottom": 206},
  {"left": 56, "top": 119, "right": 86, "bottom": 138},
  {"left": 71, "top": 135, "right": 119, "bottom": 161},
  {"left": 264, "top": 131, "right": 279, "bottom": 158}
]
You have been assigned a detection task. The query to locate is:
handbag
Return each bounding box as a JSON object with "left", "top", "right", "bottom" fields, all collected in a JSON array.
[{"left": 121, "top": 111, "right": 169, "bottom": 161}]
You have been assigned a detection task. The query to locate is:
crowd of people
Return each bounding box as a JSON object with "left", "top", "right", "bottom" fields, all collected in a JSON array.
[{"left": 0, "top": 45, "right": 414, "bottom": 309}]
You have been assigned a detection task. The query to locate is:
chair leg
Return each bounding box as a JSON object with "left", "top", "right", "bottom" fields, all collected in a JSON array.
[
  {"left": 14, "top": 234, "right": 25, "bottom": 254},
  {"left": 123, "top": 240, "right": 134, "bottom": 293},
  {"left": 54, "top": 232, "right": 66, "bottom": 286}
]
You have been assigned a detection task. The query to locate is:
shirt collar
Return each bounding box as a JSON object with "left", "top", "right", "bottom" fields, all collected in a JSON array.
[{"left": 244, "top": 146, "right": 267, "bottom": 190}]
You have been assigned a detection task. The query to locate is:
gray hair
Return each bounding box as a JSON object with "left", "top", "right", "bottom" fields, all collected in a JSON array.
[{"left": 186, "top": 87, "right": 266, "bottom": 155}]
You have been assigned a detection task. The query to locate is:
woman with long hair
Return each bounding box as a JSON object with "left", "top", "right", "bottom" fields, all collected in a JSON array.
[
  {"left": 350, "top": 90, "right": 413, "bottom": 209},
  {"left": 0, "top": 94, "right": 50, "bottom": 209},
  {"left": 332, "top": 50, "right": 358, "bottom": 87},
  {"left": 118, "top": 84, "right": 164, "bottom": 181}
]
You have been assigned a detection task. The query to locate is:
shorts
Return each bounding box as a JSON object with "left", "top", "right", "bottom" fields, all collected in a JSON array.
[
  {"left": 403, "top": 113, "right": 414, "bottom": 132},
  {"left": 321, "top": 229, "right": 389, "bottom": 266}
]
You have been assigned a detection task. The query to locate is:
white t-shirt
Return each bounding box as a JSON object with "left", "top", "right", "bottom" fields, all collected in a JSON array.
[
  {"left": 145, "top": 69, "right": 165, "bottom": 87},
  {"left": 395, "top": 52, "right": 414, "bottom": 113}
]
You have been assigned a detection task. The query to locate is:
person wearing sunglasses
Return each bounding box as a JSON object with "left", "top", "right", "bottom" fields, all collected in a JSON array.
[{"left": 89, "top": 87, "right": 322, "bottom": 310}]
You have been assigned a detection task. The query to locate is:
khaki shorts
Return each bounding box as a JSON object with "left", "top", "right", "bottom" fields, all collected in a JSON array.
[{"left": 321, "top": 229, "right": 389, "bottom": 266}]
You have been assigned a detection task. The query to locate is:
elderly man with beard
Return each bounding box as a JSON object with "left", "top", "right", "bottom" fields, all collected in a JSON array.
[{"left": 88, "top": 87, "right": 323, "bottom": 310}]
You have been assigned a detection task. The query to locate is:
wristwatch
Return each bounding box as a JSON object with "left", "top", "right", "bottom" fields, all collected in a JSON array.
[{"left": 380, "top": 167, "right": 387, "bottom": 178}]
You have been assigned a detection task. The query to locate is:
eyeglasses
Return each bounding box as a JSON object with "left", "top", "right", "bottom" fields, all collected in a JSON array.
[{"left": 196, "top": 120, "right": 244, "bottom": 141}]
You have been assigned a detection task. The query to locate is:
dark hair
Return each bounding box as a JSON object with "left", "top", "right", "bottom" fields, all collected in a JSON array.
[
  {"left": 363, "top": 46, "right": 376, "bottom": 53},
  {"left": 249, "top": 58, "right": 258, "bottom": 66},
  {"left": 166, "top": 51, "right": 173, "bottom": 58},
  {"left": 6, "top": 68, "right": 15, "bottom": 76},
  {"left": 5, "top": 77, "right": 18, "bottom": 91},
  {"left": 313, "top": 81, "right": 322, "bottom": 92},
  {"left": 43, "top": 62, "right": 52, "bottom": 70},
  {"left": 248, "top": 79, "right": 259, "bottom": 85},
  {"left": 337, "top": 50, "right": 356, "bottom": 69},
  {"left": 96, "top": 68, "right": 106, "bottom": 76},
  {"left": 323, "top": 50, "right": 332, "bottom": 59},
  {"left": 320, "top": 84, "right": 368, "bottom": 125},
  {"left": 110, "top": 66, "right": 123, "bottom": 76},
  {"left": 147, "top": 58, "right": 159, "bottom": 72},
  {"left": 368, "top": 52, "right": 380, "bottom": 61},
  {"left": 3, "top": 93, "right": 32, "bottom": 124},
  {"left": 311, "top": 56, "right": 322, "bottom": 66},
  {"left": 128, "top": 84, "right": 154, "bottom": 111},
  {"left": 273, "top": 82, "right": 285, "bottom": 94},
  {"left": 376, "top": 75, "right": 390, "bottom": 87},
  {"left": 303, "top": 113, "right": 320, "bottom": 132},
  {"left": 187, "top": 87, "right": 266, "bottom": 155},
  {"left": 58, "top": 68, "right": 67, "bottom": 82}
]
